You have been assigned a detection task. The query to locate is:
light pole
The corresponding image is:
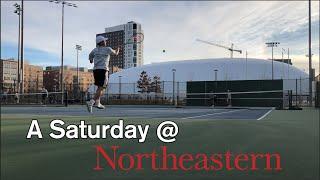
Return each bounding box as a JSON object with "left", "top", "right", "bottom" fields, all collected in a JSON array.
[
  {"left": 49, "top": 0, "right": 77, "bottom": 103},
  {"left": 75, "top": 45, "right": 82, "bottom": 90},
  {"left": 20, "top": 0, "right": 24, "bottom": 93},
  {"left": 245, "top": 51, "right": 248, "bottom": 80},
  {"left": 308, "top": 0, "right": 312, "bottom": 106},
  {"left": 172, "top": 69, "right": 176, "bottom": 105},
  {"left": 281, "top": 48, "right": 286, "bottom": 79},
  {"left": 214, "top": 69, "right": 218, "bottom": 93},
  {"left": 13, "top": 79, "right": 16, "bottom": 93},
  {"left": 287, "top": 48, "right": 290, "bottom": 79},
  {"left": 214, "top": 69, "right": 218, "bottom": 81},
  {"left": 306, "top": 54, "right": 314, "bottom": 106},
  {"left": 14, "top": 3, "right": 22, "bottom": 93},
  {"left": 266, "top": 42, "right": 280, "bottom": 80}
]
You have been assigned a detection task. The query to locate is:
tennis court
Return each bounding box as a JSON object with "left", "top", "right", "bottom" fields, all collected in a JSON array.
[
  {"left": 1, "top": 104, "right": 319, "bottom": 180},
  {"left": 1, "top": 105, "right": 273, "bottom": 120}
]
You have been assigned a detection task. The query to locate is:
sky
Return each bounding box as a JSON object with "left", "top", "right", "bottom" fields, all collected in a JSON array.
[{"left": 1, "top": 1, "right": 319, "bottom": 75}]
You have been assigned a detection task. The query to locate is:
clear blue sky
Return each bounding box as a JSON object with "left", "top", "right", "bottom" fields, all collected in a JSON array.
[{"left": 1, "top": 1, "right": 319, "bottom": 74}]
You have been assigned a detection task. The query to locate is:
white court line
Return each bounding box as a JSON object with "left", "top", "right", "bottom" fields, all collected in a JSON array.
[
  {"left": 257, "top": 108, "right": 274, "bottom": 121},
  {"left": 181, "top": 109, "right": 245, "bottom": 119}
]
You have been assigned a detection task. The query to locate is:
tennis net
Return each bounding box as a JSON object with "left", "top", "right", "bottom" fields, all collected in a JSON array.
[
  {"left": 0, "top": 92, "right": 66, "bottom": 106},
  {"left": 185, "top": 90, "right": 290, "bottom": 108}
]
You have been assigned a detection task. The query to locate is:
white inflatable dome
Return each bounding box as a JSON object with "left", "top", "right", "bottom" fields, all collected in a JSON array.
[
  {"left": 110, "top": 58, "right": 307, "bottom": 82},
  {"left": 87, "top": 58, "right": 309, "bottom": 95}
]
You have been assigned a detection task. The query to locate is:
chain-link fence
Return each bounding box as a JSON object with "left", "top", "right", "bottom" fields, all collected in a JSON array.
[
  {"left": 283, "top": 78, "right": 315, "bottom": 107},
  {"left": 1, "top": 78, "right": 318, "bottom": 107},
  {"left": 83, "top": 81, "right": 187, "bottom": 105}
]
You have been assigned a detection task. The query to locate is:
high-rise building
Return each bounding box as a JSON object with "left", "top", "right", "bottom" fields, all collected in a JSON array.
[{"left": 97, "top": 21, "right": 144, "bottom": 74}]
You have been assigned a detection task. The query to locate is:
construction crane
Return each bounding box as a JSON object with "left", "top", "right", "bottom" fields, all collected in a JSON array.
[{"left": 196, "top": 39, "right": 242, "bottom": 58}]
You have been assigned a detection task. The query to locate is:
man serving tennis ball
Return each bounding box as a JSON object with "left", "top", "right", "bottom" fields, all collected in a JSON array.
[{"left": 86, "top": 35, "right": 120, "bottom": 113}]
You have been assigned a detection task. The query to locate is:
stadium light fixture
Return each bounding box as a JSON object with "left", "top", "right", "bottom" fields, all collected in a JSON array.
[{"left": 265, "top": 42, "right": 280, "bottom": 80}]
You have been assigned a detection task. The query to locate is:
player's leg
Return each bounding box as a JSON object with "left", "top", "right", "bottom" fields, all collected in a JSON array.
[
  {"left": 87, "top": 88, "right": 102, "bottom": 113},
  {"left": 87, "top": 69, "right": 103, "bottom": 112},
  {"left": 93, "top": 86, "right": 105, "bottom": 109},
  {"left": 86, "top": 69, "right": 106, "bottom": 113},
  {"left": 93, "top": 70, "right": 108, "bottom": 109}
]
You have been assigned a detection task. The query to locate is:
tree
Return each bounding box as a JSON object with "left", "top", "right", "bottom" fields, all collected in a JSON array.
[
  {"left": 150, "top": 75, "right": 162, "bottom": 93},
  {"left": 137, "top": 71, "right": 151, "bottom": 93},
  {"left": 137, "top": 71, "right": 162, "bottom": 93}
]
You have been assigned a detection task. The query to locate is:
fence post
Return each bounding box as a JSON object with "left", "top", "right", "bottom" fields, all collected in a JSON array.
[
  {"left": 162, "top": 81, "right": 165, "bottom": 104},
  {"left": 176, "top": 81, "right": 179, "bottom": 107},
  {"left": 64, "top": 90, "right": 68, "bottom": 107},
  {"left": 288, "top": 90, "right": 292, "bottom": 109}
]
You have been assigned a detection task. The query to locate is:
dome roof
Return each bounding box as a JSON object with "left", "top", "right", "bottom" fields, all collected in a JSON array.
[{"left": 109, "top": 58, "right": 308, "bottom": 83}]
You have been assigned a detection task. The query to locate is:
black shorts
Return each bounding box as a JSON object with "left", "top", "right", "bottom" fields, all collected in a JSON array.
[{"left": 93, "top": 69, "right": 109, "bottom": 88}]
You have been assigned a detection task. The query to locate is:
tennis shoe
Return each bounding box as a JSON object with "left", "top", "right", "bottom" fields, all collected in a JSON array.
[
  {"left": 94, "top": 103, "right": 105, "bottom": 109},
  {"left": 86, "top": 99, "right": 95, "bottom": 113}
]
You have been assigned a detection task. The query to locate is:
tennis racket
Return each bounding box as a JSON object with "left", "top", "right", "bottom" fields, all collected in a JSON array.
[{"left": 121, "top": 32, "right": 144, "bottom": 46}]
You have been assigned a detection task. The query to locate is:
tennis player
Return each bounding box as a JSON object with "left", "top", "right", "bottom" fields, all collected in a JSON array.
[{"left": 86, "top": 35, "right": 119, "bottom": 113}]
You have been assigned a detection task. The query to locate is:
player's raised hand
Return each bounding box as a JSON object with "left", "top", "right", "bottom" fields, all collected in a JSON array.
[{"left": 116, "top": 47, "right": 120, "bottom": 55}]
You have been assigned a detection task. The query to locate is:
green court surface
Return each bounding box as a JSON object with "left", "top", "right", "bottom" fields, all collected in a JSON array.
[{"left": 1, "top": 108, "right": 319, "bottom": 180}]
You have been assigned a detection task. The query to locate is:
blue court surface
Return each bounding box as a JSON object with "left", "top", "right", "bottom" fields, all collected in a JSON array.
[{"left": 1, "top": 105, "right": 272, "bottom": 120}]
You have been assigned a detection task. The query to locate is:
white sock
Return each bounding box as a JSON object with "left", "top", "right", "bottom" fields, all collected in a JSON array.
[
  {"left": 95, "top": 99, "right": 100, "bottom": 105},
  {"left": 90, "top": 99, "right": 95, "bottom": 104}
]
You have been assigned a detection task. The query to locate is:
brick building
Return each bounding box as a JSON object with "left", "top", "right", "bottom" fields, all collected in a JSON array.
[
  {"left": 23, "top": 61, "right": 43, "bottom": 93},
  {"left": 43, "top": 66, "right": 93, "bottom": 92}
]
